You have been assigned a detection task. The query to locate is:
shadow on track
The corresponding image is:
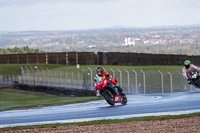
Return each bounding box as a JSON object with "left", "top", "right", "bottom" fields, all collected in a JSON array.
[{"left": 99, "top": 104, "right": 127, "bottom": 109}]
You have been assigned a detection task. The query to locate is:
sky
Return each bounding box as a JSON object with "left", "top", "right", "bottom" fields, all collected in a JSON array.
[{"left": 0, "top": 0, "right": 199, "bottom": 31}]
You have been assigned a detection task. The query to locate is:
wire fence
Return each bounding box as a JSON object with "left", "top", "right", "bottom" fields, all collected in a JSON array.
[{"left": 0, "top": 67, "right": 198, "bottom": 94}]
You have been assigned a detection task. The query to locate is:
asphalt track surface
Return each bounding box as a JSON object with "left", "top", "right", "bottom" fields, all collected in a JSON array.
[{"left": 1, "top": 91, "right": 200, "bottom": 128}]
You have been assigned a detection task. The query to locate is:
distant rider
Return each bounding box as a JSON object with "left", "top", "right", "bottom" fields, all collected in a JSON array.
[
  {"left": 94, "top": 66, "right": 124, "bottom": 96},
  {"left": 182, "top": 60, "right": 200, "bottom": 84}
]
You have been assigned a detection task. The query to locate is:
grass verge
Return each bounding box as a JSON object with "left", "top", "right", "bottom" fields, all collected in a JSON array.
[
  {"left": 0, "top": 64, "right": 62, "bottom": 75},
  {"left": 0, "top": 85, "right": 11, "bottom": 88},
  {"left": 0, "top": 91, "right": 102, "bottom": 112},
  {"left": 53, "top": 65, "right": 183, "bottom": 72},
  {"left": 1, "top": 112, "right": 200, "bottom": 131}
]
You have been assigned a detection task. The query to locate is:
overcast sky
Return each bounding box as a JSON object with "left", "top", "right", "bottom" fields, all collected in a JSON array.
[{"left": 0, "top": 0, "right": 199, "bottom": 31}]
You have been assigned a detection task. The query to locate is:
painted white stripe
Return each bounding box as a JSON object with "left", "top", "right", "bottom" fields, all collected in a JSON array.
[{"left": 1, "top": 109, "right": 200, "bottom": 128}]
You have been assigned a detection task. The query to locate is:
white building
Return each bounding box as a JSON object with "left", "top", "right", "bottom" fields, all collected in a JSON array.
[{"left": 123, "top": 37, "right": 135, "bottom": 46}]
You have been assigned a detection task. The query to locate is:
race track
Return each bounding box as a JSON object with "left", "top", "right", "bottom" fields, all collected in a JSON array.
[{"left": 1, "top": 91, "right": 200, "bottom": 128}]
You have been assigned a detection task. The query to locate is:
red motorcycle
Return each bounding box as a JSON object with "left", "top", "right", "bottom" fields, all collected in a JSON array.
[{"left": 95, "top": 78, "right": 127, "bottom": 106}]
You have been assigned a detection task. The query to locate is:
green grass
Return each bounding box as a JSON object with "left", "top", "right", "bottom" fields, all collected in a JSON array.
[
  {"left": 0, "top": 85, "right": 11, "bottom": 88},
  {"left": 102, "top": 65, "right": 182, "bottom": 72},
  {"left": 0, "top": 64, "right": 183, "bottom": 76},
  {"left": 1, "top": 112, "right": 200, "bottom": 131},
  {"left": 0, "top": 91, "right": 102, "bottom": 112},
  {"left": 0, "top": 64, "right": 62, "bottom": 75},
  {"left": 52, "top": 65, "right": 183, "bottom": 72}
]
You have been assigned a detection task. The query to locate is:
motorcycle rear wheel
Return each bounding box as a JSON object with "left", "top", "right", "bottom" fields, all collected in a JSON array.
[
  {"left": 121, "top": 95, "right": 127, "bottom": 105},
  {"left": 196, "top": 80, "right": 200, "bottom": 88}
]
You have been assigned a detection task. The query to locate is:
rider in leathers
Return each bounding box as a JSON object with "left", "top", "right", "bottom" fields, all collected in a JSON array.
[
  {"left": 94, "top": 66, "right": 124, "bottom": 96},
  {"left": 182, "top": 60, "right": 200, "bottom": 84}
]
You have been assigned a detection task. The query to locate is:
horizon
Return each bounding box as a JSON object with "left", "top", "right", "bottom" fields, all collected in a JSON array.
[
  {"left": 0, "top": 24, "right": 200, "bottom": 33},
  {"left": 0, "top": 0, "right": 200, "bottom": 31}
]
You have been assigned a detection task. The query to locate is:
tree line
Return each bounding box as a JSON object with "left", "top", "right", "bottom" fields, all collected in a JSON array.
[{"left": 0, "top": 46, "right": 44, "bottom": 54}]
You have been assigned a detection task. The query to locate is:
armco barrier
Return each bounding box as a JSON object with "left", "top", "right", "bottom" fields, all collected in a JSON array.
[{"left": 13, "top": 84, "right": 96, "bottom": 96}]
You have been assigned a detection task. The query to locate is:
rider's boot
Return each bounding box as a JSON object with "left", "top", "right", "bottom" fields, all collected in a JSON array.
[
  {"left": 116, "top": 85, "right": 125, "bottom": 96},
  {"left": 187, "top": 79, "right": 192, "bottom": 85}
]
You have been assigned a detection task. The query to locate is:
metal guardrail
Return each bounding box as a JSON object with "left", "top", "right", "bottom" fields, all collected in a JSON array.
[{"left": 0, "top": 67, "right": 198, "bottom": 94}]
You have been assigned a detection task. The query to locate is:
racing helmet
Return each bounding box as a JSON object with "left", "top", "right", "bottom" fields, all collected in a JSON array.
[
  {"left": 184, "top": 60, "right": 191, "bottom": 69},
  {"left": 96, "top": 66, "right": 104, "bottom": 76}
]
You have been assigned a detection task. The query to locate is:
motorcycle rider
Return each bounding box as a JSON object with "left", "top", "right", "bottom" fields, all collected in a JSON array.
[
  {"left": 94, "top": 66, "right": 124, "bottom": 96},
  {"left": 182, "top": 60, "right": 200, "bottom": 84}
]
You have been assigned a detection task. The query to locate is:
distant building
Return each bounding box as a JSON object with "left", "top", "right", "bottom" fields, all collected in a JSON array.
[
  {"left": 123, "top": 37, "right": 135, "bottom": 46},
  {"left": 88, "top": 45, "right": 96, "bottom": 48}
]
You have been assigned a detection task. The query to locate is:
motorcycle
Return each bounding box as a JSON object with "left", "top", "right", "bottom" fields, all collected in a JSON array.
[
  {"left": 95, "top": 77, "right": 127, "bottom": 106},
  {"left": 187, "top": 68, "right": 200, "bottom": 88}
]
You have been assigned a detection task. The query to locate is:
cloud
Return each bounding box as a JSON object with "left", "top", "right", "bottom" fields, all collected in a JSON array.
[
  {"left": 0, "top": 0, "right": 116, "bottom": 7},
  {"left": 0, "top": 0, "right": 199, "bottom": 31}
]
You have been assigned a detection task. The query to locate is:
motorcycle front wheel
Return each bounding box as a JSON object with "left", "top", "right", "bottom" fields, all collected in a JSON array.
[{"left": 104, "top": 90, "right": 115, "bottom": 106}]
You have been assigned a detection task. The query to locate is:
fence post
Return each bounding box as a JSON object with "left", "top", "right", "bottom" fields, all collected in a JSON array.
[
  {"left": 71, "top": 71, "right": 74, "bottom": 88},
  {"left": 20, "top": 66, "right": 24, "bottom": 75},
  {"left": 20, "top": 66, "right": 24, "bottom": 83},
  {"left": 125, "top": 69, "right": 130, "bottom": 93},
  {"left": 59, "top": 71, "right": 62, "bottom": 87},
  {"left": 117, "top": 69, "right": 122, "bottom": 88},
  {"left": 41, "top": 68, "right": 45, "bottom": 86},
  {"left": 177, "top": 71, "right": 183, "bottom": 90},
  {"left": 39, "top": 68, "right": 42, "bottom": 85},
  {"left": 53, "top": 70, "right": 56, "bottom": 87},
  {"left": 158, "top": 71, "right": 164, "bottom": 93},
  {"left": 81, "top": 69, "right": 87, "bottom": 89},
  {"left": 132, "top": 69, "right": 138, "bottom": 94},
  {"left": 33, "top": 67, "right": 37, "bottom": 85},
  {"left": 110, "top": 69, "right": 115, "bottom": 79},
  {"left": 149, "top": 71, "right": 154, "bottom": 89},
  {"left": 47, "top": 69, "right": 50, "bottom": 86},
  {"left": 18, "top": 75, "right": 21, "bottom": 83},
  {"left": 36, "top": 68, "right": 40, "bottom": 85},
  {"left": 65, "top": 71, "right": 68, "bottom": 88},
  {"left": 167, "top": 71, "right": 173, "bottom": 93},
  {"left": 0, "top": 75, "right": 2, "bottom": 84},
  {"left": 140, "top": 70, "right": 146, "bottom": 94},
  {"left": 25, "top": 67, "right": 29, "bottom": 84},
  {"left": 88, "top": 67, "right": 93, "bottom": 90},
  {"left": 77, "top": 70, "right": 80, "bottom": 87},
  {"left": 29, "top": 67, "right": 34, "bottom": 85}
]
